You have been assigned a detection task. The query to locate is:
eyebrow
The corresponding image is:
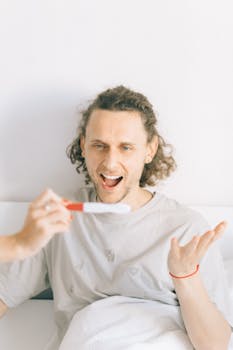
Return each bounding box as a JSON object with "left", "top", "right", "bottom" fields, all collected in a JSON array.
[{"left": 90, "top": 139, "right": 136, "bottom": 146}]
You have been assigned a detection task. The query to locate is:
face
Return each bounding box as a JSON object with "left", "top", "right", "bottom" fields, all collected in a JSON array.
[{"left": 81, "top": 109, "right": 158, "bottom": 205}]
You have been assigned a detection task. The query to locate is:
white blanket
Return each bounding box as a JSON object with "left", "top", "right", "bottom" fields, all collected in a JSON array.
[{"left": 59, "top": 296, "right": 194, "bottom": 350}]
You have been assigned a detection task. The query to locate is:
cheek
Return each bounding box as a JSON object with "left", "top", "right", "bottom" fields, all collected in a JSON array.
[
  {"left": 85, "top": 151, "right": 103, "bottom": 172},
  {"left": 126, "top": 154, "right": 146, "bottom": 172}
]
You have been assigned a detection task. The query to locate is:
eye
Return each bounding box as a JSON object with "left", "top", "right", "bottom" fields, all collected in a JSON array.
[
  {"left": 93, "top": 143, "right": 105, "bottom": 150},
  {"left": 122, "top": 145, "right": 132, "bottom": 151}
]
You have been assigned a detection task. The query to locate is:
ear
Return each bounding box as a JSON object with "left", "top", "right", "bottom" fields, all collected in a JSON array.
[
  {"left": 145, "top": 135, "right": 158, "bottom": 163},
  {"left": 80, "top": 135, "right": 86, "bottom": 157}
]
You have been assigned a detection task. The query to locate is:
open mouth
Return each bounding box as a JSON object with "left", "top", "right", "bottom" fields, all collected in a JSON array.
[{"left": 100, "top": 174, "right": 123, "bottom": 188}]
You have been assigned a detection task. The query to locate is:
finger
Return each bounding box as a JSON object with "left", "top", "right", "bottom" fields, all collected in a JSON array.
[
  {"left": 42, "top": 198, "right": 72, "bottom": 214},
  {"left": 39, "top": 220, "right": 71, "bottom": 236},
  {"left": 31, "top": 206, "right": 71, "bottom": 223},
  {"left": 32, "top": 217, "right": 71, "bottom": 237},
  {"left": 27, "top": 208, "right": 47, "bottom": 221},
  {"left": 46, "top": 208, "right": 72, "bottom": 224},
  {"left": 212, "top": 221, "right": 227, "bottom": 241},
  {"left": 62, "top": 198, "right": 72, "bottom": 205},
  {"left": 215, "top": 220, "right": 227, "bottom": 231},
  {"left": 46, "top": 202, "right": 71, "bottom": 215},
  {"left": 198, "top": 222, "right": 227, "bottom": 252},
  {"left": 182, "top": 235, "right": 200, "bottom": 254},
  {"left": 195, "top": 230, "right": 215, "bottom": 259},
  {"left": 49, "top": 222, "right": 71, "bottom": 233},
  {"left": 30, "top": 188, "right": 63, "bottom": 209}
]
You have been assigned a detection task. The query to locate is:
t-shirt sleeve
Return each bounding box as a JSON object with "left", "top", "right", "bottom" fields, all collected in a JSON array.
[{"left": 0, "top": 248, "right": 49, "bottom": 307}]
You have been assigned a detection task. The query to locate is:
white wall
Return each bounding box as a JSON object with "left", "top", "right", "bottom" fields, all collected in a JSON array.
[{"left": 0, "top": 0, "right": 232, "bottom": 205}]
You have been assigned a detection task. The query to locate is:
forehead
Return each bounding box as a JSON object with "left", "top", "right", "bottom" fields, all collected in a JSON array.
[{"left": 86, "top": 109, "right": 147, "bottom": 142}]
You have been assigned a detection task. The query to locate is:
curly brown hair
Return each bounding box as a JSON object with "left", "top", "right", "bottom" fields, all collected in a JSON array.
[{"left": 66, "top": 85, "right": 177, "bottom": 187}]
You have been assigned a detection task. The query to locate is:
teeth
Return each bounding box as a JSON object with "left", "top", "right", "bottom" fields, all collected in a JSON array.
[{"left": 102, "top": 174, "right": 122, "bottom": 180}]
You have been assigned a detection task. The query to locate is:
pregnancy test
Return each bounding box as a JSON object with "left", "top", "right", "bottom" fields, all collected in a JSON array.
[{"left": 65, "top": 202, "right": 131, "bottom": 214}]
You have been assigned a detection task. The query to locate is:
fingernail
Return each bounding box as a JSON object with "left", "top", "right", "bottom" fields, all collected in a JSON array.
[
  {"left": 62, "top": 198, "right": 69, "bottom": 203},
  {"left": 219, "top": 225, "right": 226, "bottom": 232}
]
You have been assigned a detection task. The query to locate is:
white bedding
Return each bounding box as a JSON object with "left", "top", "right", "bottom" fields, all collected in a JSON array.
[
  {"left": 59, "top": 296, "right": 193, "bottom": 350},
  {"left": 59, "top": 292, "right": 233, "bottom": 350}
]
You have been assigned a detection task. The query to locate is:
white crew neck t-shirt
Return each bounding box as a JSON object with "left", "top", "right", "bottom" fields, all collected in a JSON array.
[{"left": 0, "top": 187, "right": 232, "bottom": 348}]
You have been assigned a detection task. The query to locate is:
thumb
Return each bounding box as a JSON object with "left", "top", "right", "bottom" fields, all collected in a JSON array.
[{"left": 170, "top": 237, "right": 180, "bottom": 256}]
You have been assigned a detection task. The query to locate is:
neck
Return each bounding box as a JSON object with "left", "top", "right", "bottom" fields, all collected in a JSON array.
[
  {"left": 130, "top": 188, "right": 153, "bottom": 211},
  {"left": 96, "top": 187, "right": 153, "bottom": 211}
]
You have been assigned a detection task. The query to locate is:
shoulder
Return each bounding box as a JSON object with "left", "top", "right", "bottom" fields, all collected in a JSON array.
[
  {"left": 155, "top": 192, "right": 210, "bottom": 240},
  {"left": 155, "top": 191, "right": 205, "bottom": 220}
]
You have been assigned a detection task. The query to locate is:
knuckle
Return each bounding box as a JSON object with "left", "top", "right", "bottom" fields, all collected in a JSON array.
[
  {"left": 30, "top": 211, "right": 37, "bottom": 220},
  {"left": 44, "top": 188, "right": 53, "bottom": 197},
  {"left": 34, "top": 218, "right": 41, "bottom": 227},
  {"left": 29, "top": 203, "right": 35, "bottom": 212},
  {"left": 35, "top": 218, "right": 46, "bottom": 230},
  {"left": 58, "top": 205, "right": 69, "bottom": 216}
]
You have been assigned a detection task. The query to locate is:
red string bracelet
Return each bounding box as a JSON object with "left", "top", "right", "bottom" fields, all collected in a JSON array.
[{"left": 169, "top": 264, "right": 199, "bottom": 279}]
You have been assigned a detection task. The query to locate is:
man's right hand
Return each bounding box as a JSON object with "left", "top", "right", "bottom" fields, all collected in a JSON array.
[
  {"left": 0, "top": 189, "right": 71, "bottom": 317},
  {"left": 14, "top": 188, "right": 72, "bottom": 260}
]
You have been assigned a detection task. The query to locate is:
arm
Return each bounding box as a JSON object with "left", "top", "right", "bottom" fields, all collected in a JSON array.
[
  {"left": 173, "top": 272, "right": 231, "bottom": 350},
  {"left": 0, "top": 189, "right": 72, "bottom": 262},
  {"left": 168, "top": 222, "right": 232, "bottom": 350},
  {"left": 0, "top": 235, "right": 22, "bottom": 262}
]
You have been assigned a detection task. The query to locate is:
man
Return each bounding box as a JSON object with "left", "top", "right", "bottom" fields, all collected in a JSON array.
[{"left": 0, "top": 86, "right": 232, "bottom": 349}]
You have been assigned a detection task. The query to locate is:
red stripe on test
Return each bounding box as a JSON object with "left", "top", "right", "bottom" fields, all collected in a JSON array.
[{"left": 65, "top": 202, "right": 84, "bottom": 211}]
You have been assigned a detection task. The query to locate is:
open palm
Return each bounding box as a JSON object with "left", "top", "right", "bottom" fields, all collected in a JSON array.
[{"left": 168, "top": 221, "right": 227, "bottom": 277}]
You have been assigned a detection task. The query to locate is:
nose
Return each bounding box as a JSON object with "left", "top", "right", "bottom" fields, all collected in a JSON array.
[{"left": 102, "top": 148, "right": 119, "bottom": 169}]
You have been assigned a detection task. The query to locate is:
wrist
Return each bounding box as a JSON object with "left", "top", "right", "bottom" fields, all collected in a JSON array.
[
  {"left": 14, "top": 231, "right": 29, "bottom": 260},
  {"left": 169, "top": 264, "right": 199, "bottom": 279},
  {"left": 170, "top": 272, "right": 207, "bottom": 301}
]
